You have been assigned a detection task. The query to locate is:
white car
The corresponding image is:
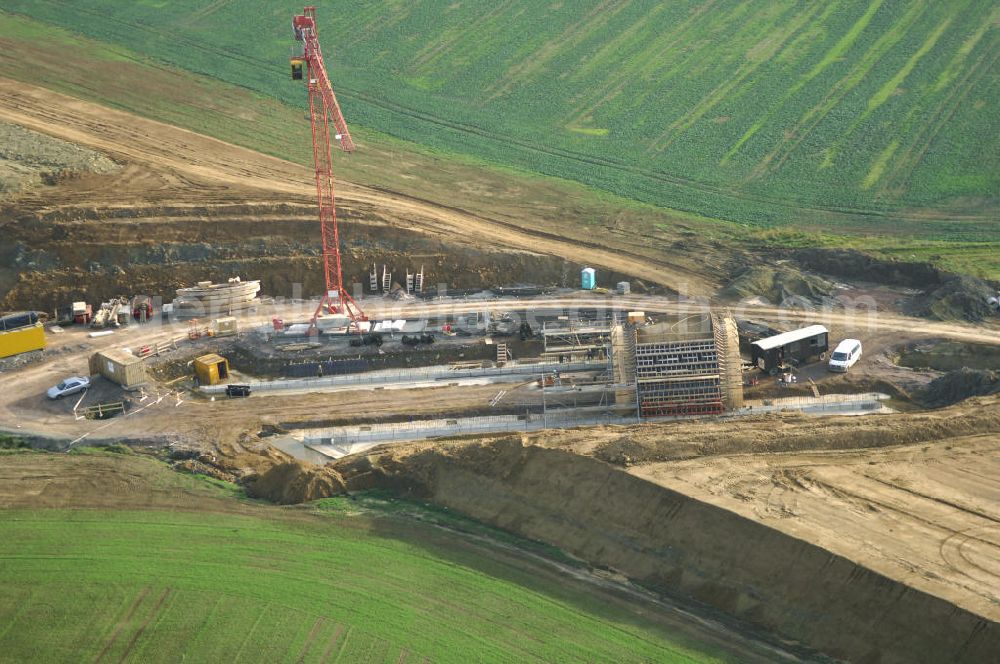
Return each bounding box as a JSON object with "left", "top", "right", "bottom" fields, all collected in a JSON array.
[
  {"left": 46, "top": 376, "right": 90, "bottom": 399},
  {"left": 828, "top": 339, "right": 862, "bottom": 373}
]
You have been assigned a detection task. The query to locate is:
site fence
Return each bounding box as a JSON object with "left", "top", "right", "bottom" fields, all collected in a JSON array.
[{"left": 283, "top": 358, "right": 371, "bottom": 378}]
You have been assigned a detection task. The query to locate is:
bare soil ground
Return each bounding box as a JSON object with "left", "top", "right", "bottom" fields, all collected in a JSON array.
[
  {"left": 333, "top": 402, "right": 1000, "bottom": 662},
  {"left": 0, "top": 78, "right": 720, "bottom": 314},
  {"left": 616, "top": 423, "right": 1000, "bottom": 621},
  {"left": 345, "top": 396, "right": 1000, "bottom": 625}
]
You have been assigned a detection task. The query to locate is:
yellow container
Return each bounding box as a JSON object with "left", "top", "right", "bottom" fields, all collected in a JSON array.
[
  {"left": 194, "top": 354, "right": 230, "bottom": 386},
  {"left": 0, "top": 322, "right": 46, "bottom": 359}
]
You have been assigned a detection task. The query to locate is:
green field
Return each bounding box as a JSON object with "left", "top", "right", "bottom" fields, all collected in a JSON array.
[
  {"left": 2, "top": 0, "right": 997, "bottom": 230},
  {"left": 0, "top": 453, "right": 744, "bottom": 663}
]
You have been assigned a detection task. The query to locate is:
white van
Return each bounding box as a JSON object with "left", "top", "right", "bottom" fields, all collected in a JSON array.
[{"left": 828, "top": 339, "right": 862, "bottom": 372}]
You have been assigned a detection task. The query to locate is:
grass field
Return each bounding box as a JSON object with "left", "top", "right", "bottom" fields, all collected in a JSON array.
[
  {"left": 2, "top": 0, "right": 996, "bottom": 230},
  {"left": 0, "top": 8, "right": 996, "bottom": 279},
  {"left": 0, "top": 451, "right": 746, "bottom": 663}
]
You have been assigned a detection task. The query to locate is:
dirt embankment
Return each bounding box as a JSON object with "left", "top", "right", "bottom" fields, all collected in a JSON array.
[
  {"left": 918, "top": 369, "right": 1000, "bottom": 407},
  {"left": 719, "top": 264, "right": 835, "bottom": 304},
  {"left": 332, "top": 428, "right": 1000, "bottom": 664},
  {"left": 1, "top": 200, "right": 637, "bottom": 312},
  {"left": 790, "top": 248, "right": 999, "bottom": 322},
  {"left": 0, "top": 79, "right": 722, "bottom": 314},
  {"left": 165, "top": 438, "right": 347, "bottom": 505},
  {"left": 790, "top": 248, "right": 947, "bottom": 289},
  {"left": 587, "top": 397, "right": 1000, "bottom": 465}
]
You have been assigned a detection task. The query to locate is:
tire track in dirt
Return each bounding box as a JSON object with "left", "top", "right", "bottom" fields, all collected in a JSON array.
[{"left": 940, "top": 526, "right": 1000, "bottom": 587}]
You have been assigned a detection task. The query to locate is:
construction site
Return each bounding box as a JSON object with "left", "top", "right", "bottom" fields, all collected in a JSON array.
[{"left": 1, "top": 6, "right": 999, "bottom": 664}]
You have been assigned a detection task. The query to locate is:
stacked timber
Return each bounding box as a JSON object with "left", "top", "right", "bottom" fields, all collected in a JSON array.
[{"left": 172, "top": 278, "right": 260, "bottom": 318}]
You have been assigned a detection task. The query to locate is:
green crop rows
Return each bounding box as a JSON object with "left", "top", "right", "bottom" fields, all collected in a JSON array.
[
  {"left": 0, "top": 504, "right": 728, "bottom": 663},
  {"left": 2, "top": 0, "right": 996, "bottom": 231}
]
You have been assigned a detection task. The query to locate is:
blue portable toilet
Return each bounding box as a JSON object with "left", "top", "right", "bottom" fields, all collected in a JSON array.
[{"left": 581, "top": 267, "right": 596, "bottom": 290}]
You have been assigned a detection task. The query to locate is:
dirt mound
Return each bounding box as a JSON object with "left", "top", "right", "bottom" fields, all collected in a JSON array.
[
  {"left": 912, "top": 276, "right": 997, "bottom": 322},
  {"left": 0, "top": 121, "right": 119, "bottom": 198},
  {"left": 898, "top": 341, "right": 1000, "bottom": 372},
  {"left": 918, "top": 368, "right": 1000, "bottom": 407},
  {"left": 246, "top": 461, "right": 347, "bottom": 504},
  {"left": 791, "top": 248, "right": 946, "bottom": 288},
  {"left": 720, "top": 265, "right": 834, "bottom": 304}
]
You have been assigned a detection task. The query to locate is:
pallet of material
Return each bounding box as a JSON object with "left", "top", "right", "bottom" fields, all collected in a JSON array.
[{"left": 172, "top": 278, "right": 260, "bottom": 318}]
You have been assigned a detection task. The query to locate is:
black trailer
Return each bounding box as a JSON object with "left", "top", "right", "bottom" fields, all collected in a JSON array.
[{"left": 751, "top": 325, "right": 829, "bottom": 373}]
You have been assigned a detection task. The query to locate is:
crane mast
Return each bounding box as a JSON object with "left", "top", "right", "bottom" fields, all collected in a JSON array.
[{"left": 291, "top": 6, "right": 364, "bottom": 332}]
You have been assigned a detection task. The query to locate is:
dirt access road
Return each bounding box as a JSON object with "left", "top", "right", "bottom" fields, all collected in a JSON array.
[{"left": 0, "top": 78, "right": 715, "bottom": 295}]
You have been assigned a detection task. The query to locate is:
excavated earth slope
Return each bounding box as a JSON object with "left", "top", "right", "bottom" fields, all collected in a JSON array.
[
  {"left": 333, "top": 397, "right": 1000, "bottom": 664},
  {"left": 0, "top": 79, "right": 719, "bottom": 312}
]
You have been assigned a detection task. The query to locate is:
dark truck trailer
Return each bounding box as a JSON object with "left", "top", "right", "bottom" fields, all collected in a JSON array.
[{"left": 751, "top": 325, "right": 829, "bottom": 374}]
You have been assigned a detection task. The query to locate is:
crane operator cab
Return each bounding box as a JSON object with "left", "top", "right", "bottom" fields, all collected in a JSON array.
[{"left": 291, "top": 59, "right": 304, "bottom": 80}]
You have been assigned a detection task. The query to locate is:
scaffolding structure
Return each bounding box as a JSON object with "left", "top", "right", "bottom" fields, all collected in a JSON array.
[
  {"left": 541, "top": 319, "right": 613, "bottom": 363},
  {"left": 713, "top": 314, "right": 745, "bottom": 410},
  {"left": 535, "top": 318, "right": 628, "bottom": 422},
  {"left": 611, "top": 315, "right": 743, "bottom": 419}
]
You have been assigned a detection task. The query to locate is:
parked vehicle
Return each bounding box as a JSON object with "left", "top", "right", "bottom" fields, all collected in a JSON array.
[
  {"left": 828, "top": 339, "right": 863, "bottom": 373},
  {"left": 46, "top": 376, "right": 90, "bottom": 399},
  {"left": 348, "top": 332, "right": 384, "bottom": 348}
]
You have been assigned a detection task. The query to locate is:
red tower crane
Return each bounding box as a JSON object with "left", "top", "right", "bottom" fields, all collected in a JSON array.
[{"left": 290, "top": 6, "right": 365, "bottom": 332}]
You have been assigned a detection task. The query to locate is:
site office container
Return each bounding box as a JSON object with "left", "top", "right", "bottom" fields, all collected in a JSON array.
[
  {"left": 750, "top": 325, "right": 829, "bottom": 373},
  {"left": 0, "top": 322, "right": 46, "bottom": 359},
  {"left": 194, "top": 354, "right": 229, "bottom": 386},
  {"left": 89, "top": 348, "right": 147, "bottom": 389}
]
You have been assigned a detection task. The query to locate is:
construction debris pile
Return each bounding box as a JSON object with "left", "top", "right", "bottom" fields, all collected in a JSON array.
[{"left": 90, "top": 297, "right": 131, "bottom": 329}]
